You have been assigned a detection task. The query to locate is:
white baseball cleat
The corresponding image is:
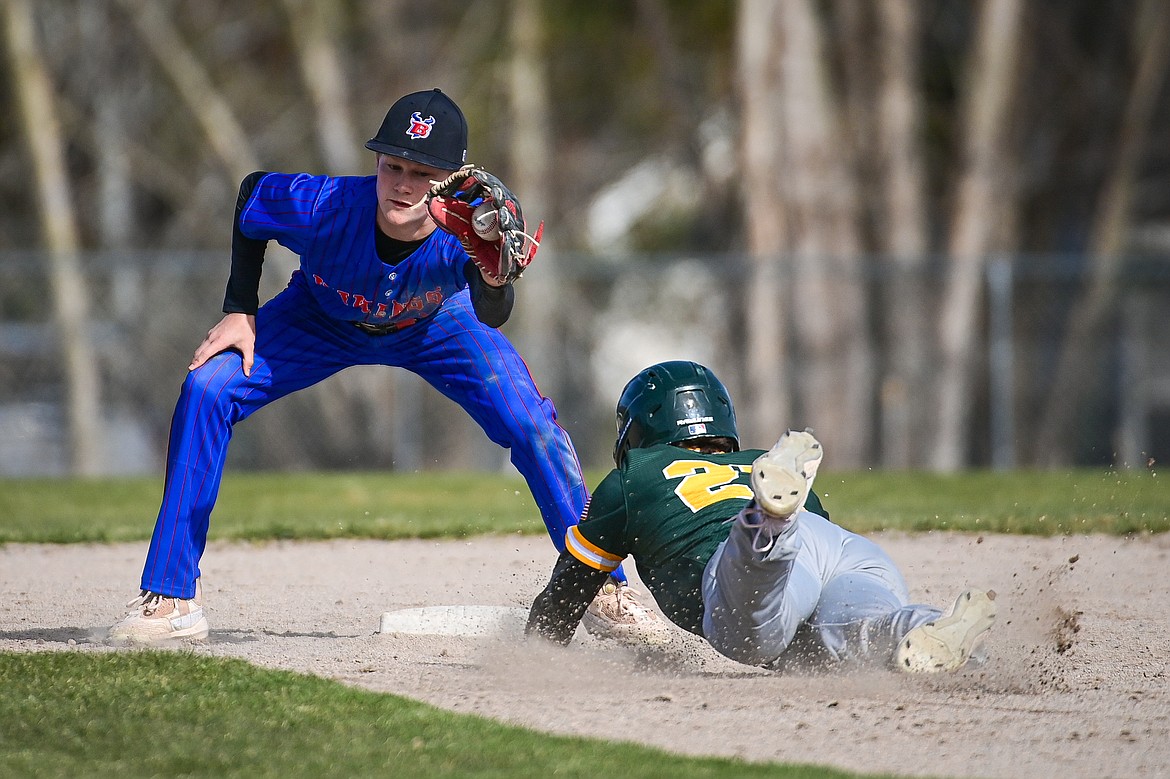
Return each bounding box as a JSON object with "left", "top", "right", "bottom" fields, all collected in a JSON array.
[
  {"left": 751, "top": 429, "right": 822, "bottom": 517},
  {"left": 582, "top": 579, "right": 675, "bottom": 647},
  {"left": 895, "top": 589, "right": 997, "bottom": 673},
  {"left": 742, "top": 429, "right": 822, "bottom": 551},
  {"left": 108, "top": 580, "right": 209, "bottom": 644}
]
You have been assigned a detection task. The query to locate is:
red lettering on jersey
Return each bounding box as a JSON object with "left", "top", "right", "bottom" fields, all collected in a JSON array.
[
  {"left": 425, "top": 286, "right": 444, "bottom": 305},
  {"left": 336, "top": 290, "right": 350, "bottom": 305},
  {"left": 312, "top": 274, "right": 329, "bottom": 288},
  {"left": 374, "top": 303, "right": 388, "bottom": 318},
  {"left": 408, "top": 296, "right": 424, "bottom": 311},
  {"left": 352, "top": 294, "right": 371, "bottom": 314},
  {"left": 391, "top": 300, "right": 407, "bottom": 317}
]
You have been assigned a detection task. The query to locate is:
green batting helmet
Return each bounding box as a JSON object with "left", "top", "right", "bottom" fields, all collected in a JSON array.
[{"left": 613, "top": 361, "right": 739, "bottom": 467}]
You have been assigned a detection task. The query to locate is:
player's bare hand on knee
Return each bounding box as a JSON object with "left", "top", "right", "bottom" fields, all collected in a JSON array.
[{"left": 189, "top": 312, "right": 256, "bottom": 376}]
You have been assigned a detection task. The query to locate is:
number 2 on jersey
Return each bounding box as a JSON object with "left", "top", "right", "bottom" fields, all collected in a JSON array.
[{"left": 662, "top": 460, "right": 753, "bottom": 512}]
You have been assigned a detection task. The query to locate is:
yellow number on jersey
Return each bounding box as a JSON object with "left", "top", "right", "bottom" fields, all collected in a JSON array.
[{"left": 662, "top": 460, "right": 753, "bottom": 513}]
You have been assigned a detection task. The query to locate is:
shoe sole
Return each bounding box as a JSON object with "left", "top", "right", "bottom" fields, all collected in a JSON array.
[
  {"left": 896, "top": 589, "right": 997, "bottom": 673},
  {"left": 108, "top": 615, "right": 210, "bottom": 645},
  {"left": 582, "top": 611, "right": 675, "bottom": 647},
  {"left": 751, "top": 431, "right": 822, "bottom": 518},
  {"left": 582, "top": 584, "right": 675, "bottom": 647}
]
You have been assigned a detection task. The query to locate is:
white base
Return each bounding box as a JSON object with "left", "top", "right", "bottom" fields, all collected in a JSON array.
[{"left": 378, "top": 605, "right": 529, "bottom": 638}]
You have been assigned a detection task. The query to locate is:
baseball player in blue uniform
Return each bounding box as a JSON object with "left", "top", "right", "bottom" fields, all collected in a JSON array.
[
  {"left": 109, "top": 89, "right": 649, "bottom": 643},
  {"left": 527, "top": 361, "right": 998, "bottom": 672}
]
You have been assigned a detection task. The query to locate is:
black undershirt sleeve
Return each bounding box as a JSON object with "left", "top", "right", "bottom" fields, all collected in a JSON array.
[
  {"left": 526, "top": 550, "right": 610, "bottom": 645},
  {"left": 222, "top": 171, "right": 270, "bottom": 315},
  {"left": 463, "top": 261, "right": 515, "bottom": 328}
]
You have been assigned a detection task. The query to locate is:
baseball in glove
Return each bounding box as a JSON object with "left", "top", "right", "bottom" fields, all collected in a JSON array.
[{"left": 426, "top": 165, "right": 543, "bottom": 285}]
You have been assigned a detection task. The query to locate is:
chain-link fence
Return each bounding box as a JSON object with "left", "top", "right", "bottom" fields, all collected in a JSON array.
[{"left": 2, "top": 250, "right": 1167, "bottom": 476}]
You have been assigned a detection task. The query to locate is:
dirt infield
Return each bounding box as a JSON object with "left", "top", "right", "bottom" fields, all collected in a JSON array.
[{"left": 2, "top": 532, "right": 1167, "bottom": 778}]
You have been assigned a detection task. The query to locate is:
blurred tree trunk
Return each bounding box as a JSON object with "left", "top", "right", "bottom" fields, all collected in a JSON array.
[
  {"left": 280, "top": 0, "right": 359, "bottom": 174},
  {"left": 2, "top": 0, "right": 102, "bottom": 475},
  {"left": 507, "top": 0, "right": 553, "bottom": 378},
  {"left": 502, "top": 0, "right": 554, "bottom": 470},
  {"left": 736, "top": 0, "right": 791, "bottom": 448},
  {"left": 81, "top": 1, "right": 152, "bottom": 458},
  {"left": 931, "top": 0, "right": 1023, "bottom": 471},
  {"left": 1033, "top": 0, "right": 1170, "bottom": 466},
  {"left": 634, "top": 0, "right": 691, "bottom": 158},
  {"left": 82, "top": 0, "right": 135, "bottom": 252},
  {"left": 773, "top": 0, "right": 872, "bottom": 466},
  {"left": 114, "top": 0, "right": 259, "bottom": 182},
  {"left": 875, "top": 0, "right": 931, "bottom": 468}
]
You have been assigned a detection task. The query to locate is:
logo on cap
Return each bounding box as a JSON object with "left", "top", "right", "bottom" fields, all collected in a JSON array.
[{"left": 406, "top": 112, "right": 435, "bottom": 140}]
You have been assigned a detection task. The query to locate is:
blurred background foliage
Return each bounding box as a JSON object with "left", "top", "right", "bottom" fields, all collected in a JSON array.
[{"left": 1, "top": 0, "right": 1168, "bottom": 476}]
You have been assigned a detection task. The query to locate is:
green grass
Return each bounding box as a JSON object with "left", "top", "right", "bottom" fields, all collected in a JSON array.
[
  {"left": 817, "top": 468, "right": 1168, "bottom": 535},
  {"left": 0, "top": 468, "right": 1165, "bottom": 544},
  {"left": 0, "top": 471, "right": 548, "bottom": 544},
  {"left": 0, "top": 652, "right": 885, "bottom": 779}
]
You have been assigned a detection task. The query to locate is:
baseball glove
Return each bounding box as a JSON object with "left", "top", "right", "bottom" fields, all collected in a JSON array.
[{"left": 426, "top": 165, "right": 543, "bottom": 285}]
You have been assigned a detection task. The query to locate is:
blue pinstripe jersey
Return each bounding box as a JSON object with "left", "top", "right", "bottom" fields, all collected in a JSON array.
[{"left": 239, "top": 172, "right": 469, "bottom": 325}]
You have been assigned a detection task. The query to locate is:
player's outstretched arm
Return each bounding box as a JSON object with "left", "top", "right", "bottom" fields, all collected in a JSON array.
[
  {"left": 189, "top": 312, "right": 257, "bottom": 376},
  {"left": 527, "top": 550, "right": 609, "bottom": 645}
]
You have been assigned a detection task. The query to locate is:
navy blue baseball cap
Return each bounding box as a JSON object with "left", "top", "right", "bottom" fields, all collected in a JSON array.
[{"left": 365, "top": 88, "right": 468, "bottom": 170}]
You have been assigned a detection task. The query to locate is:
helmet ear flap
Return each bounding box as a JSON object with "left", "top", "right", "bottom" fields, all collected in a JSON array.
[
  {"left": 614, "top": 417, "right": 634, "bottom": 468},
  {"left": 613, "top": 400, "right": 659, "bottom": 467}
]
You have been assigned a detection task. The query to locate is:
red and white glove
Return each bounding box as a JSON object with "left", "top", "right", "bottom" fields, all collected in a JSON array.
[{"left": 426, "top": 165, "right": 543, "bottom": 285}]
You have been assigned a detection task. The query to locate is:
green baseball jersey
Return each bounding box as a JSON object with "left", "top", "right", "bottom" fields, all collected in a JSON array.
[{"left": 565, "top": 444, "right": 827, "bottom": 635}]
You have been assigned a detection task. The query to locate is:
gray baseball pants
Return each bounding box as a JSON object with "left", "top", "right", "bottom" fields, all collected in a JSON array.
[{"left": 701, "top": 509, "right": 943, "bottom": 670}]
